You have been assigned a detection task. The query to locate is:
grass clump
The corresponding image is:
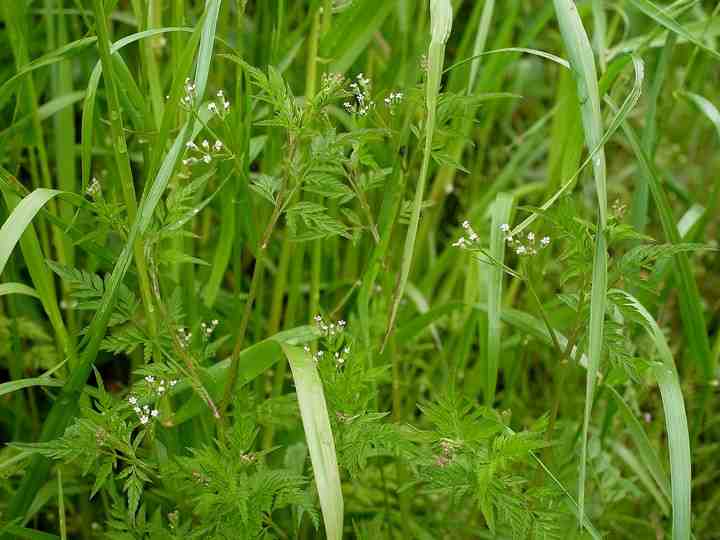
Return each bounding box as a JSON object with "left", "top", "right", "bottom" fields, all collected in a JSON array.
[{"left": 1, "top": 1, "right": 720, "bottom": 538}]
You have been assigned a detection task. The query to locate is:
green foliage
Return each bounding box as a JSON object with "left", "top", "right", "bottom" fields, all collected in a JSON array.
[{"left": 1, "top": 1, "right": 719, "bottom": 539}]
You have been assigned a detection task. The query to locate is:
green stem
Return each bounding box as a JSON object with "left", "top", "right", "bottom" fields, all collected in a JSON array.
[{"left": 91, "top": 0, "right": 158, "bottom": 338}]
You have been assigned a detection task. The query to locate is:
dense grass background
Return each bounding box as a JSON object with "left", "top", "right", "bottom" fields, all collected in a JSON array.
[{"left": 1, "top": 0, "right": 720, "bottom": 538}]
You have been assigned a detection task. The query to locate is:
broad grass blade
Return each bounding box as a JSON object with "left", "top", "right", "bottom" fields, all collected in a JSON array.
[{"left": 281, "top": 344, "right": 343, "bottom": 540}]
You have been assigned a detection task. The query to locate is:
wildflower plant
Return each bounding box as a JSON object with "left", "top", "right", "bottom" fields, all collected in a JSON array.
[{"left": 1, "top": 1, "right": 717, "bottom": 539}]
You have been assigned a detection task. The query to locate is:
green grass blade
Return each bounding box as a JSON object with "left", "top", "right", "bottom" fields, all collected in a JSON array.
[
  {"left": 4, "top": 2, "right": 222, "bottom": 523},
  {"left": 611, "top": 290, "right": 691, "bottom": 540},
  {"left": 0, "top": 187, "right": 78, "bottom": 370},
  {"left": 0, "top": 377, "right": 64, "bottom": 398},
  {"left": 608, "top": 15, "right": 720, "bottom": 58},
  {"left": 80, "top": 26, "right": 192, "bottom": 189},
  {"left": 444, "top": 47, "right": 571, "bottom": 74},
  {"left": 679, "top": 90, "right": 720, "bottom": 139},
  {"left": 607, "top": 386, "right": 671, "bottom": 504},
  {"left": 486, "top": 193, "right": 513, "bottom": 405},
  {"left": 626, "top": 0, "right": 720, "bottom": 60},
  {"left": 592, "top": 0, "right": 607, "bottom": 70},
  {"left": 553, "top": 1, "right": 609, "bottom": 527},
  {"left": 0, "top": 189, "right": 62, "bottom": 275},
  {"left": 619, "top": 114, "right": 714, "bottom": 383},
  {"left": 512, "top": 54, "right": 645, "bottom": 237},
  {"left": 631, "top": 33, "right": 675, "bottom": 234},
  {"left": 553, "top": 0, "right": 607, "bottom": 226},
  {"left": 0, "top": 282, "right": 39, "bottom": 298},
  {"left": 323, "top": 0, "right": 395, "bottom": 74},
  {"left": 171, "top": 326, "right": 317, "bottom": 425},
  {"left": 530, "top": 454, "right": 603, "bottom": 540},
  {"left": 281, "top": 344, "right": 343, "bottom": 540},
  {"left": 578, "top": 230, "right": 607, "bottom": 528},
  {"left": 57, "top": 469, "right": 66, "bottom": 540},
  {"left": 0, "top": 36, "right": 96, "bottom": 110},
  {"left": 384, "top": 0, "right": 452, "bottom": 347},
  {"left": 0, "top": 524, "right": 59, "bottom": 540},
  {"left": 193, "top": 0, "right": 221, "bottom": 101},
  {"left": 466, "top": 0, "right": 495, "bottom": 93},
  {"left": 0, "top": 91, "right": 85, "bottom": 143},
  {"left": 612, "top": 442, "right": 670, "bottom": 516}
]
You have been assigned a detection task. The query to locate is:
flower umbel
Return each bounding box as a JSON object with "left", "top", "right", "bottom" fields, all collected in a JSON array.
[
  {"left": 344, "top": 73, "right": 375, "bottom": 117},
  {"left": 499, "top": 223, "right": 551, "bottom": 256},
  {"left": 182, "top": 137, "right": 226, "bottom": 166}
]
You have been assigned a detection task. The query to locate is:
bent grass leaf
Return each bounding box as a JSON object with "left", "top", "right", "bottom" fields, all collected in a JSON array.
[
  {"left": 0, "top": 282, "right": 39, "bottom": 298},
  {"left": 281, "top": 344, "right": 343, "bottom": 540},
  {"left": 610, "top": 290, "right": 691, "bottom": 540}
]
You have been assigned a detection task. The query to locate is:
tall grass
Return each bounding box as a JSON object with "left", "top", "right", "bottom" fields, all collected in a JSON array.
[{"left": 1, "top": 1, "right": 719, "bottom": 538}]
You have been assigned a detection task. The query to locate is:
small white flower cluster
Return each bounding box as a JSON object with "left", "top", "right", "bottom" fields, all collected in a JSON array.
[
  {"left": 303, "top": 344, "right": 350, "bottom": 367},
  {"left": 128, "top": 375, "right": 178, "bottom": 423},
  {"left": 143, "top": 375, "right": 178, "bottom": 396},
  {"left": 207, "top": 89, "right": 230, "bottom": 117},
  {"left": 200, "top": 319, "right": 219, "bottom": 340},
  {"left": 128, "top": 396, "right": 159, "bottom": 425},
  {"left": 321, "top": 72, "right": 345, "bottom": 93},
  {"left": 451, "top": 220, "right": 479, "bottom": 248},
  {"left": 308, "top": 314, "right": 352, "bottom": 368},
  {"left": 177, "top": 327, "right": 192, "bottom": 349},
  {"left": 181, "top": 78, "right": 196, "bottom": 108},
  {"left": 86, "top": 177, "right": 101, "bottom": 198},
  {"left": 183, "top": 138, "right": 224, "bottom": 166},
  {"left": 240, "top": 452, "right": 257, "bottom": 464},
  {"left": 344, "top": 73, "right": 374, "bottom": 117},
  {"left": 383, "top": 91, "right": 404, "bottom": 114},
  {"left": 499, "top": 224, "right": 550, "bottom": 256},
  {"left": 313, "top": 314, "right": 346, "bottom": 337}
]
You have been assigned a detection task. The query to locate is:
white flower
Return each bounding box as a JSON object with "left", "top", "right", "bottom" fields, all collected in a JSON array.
[
  {"left": 145, "top": 375, "right": 155, "bottom": 383},
  {"left": 203, "top": 154, "right": 212, "bottom": 164},
  {"left": 223, "top": 100, "right": 230, "bottom": 110},
  {"left": 151, "top": 409, "right": 160, "bottom": 417},
  {"left": 213, "top": 140, "right": 223, "bottom": 152},
  {"left": 170, "top": 379, "right": 178, "bottom": 387},
  {"left": 128, "top": 396, "right": 137, "bottom": 405},
  {"left": 462, "top": 220, "right": 470, "bottom": 229},
  {"left": 140, "top": 415, "right": 149, "bottom": 424},
  {"left": 452, "top": 237, "right": 467, "bottom": 248},
  {"left": 186, "top": 141, "right": 197, "bottom": 150},
  {"left": 516, "top": 246, "right": 527, "bottom": 255},
  {"left": 208, "top": 102, "right": 218, "bottom": 114},
  {"left": 201, "top": 139, "right": 210, "bottom": 150},
  {"left": 527, "top": 232, "right": 535, "bottom": 242},
  {"left": 158, "top": 386, "right": 166, "bottom": 394},
  {"left": 540, "top": 236, "right": 550, "bottom": 246},
  {"left": 86, "top": 177, "right": 102, "bottom": 198},
  {"left": 499, "top": 223, "right": 510, "bottom": 232}
]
